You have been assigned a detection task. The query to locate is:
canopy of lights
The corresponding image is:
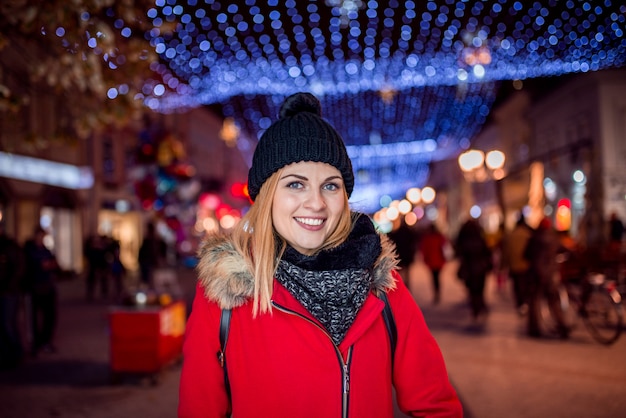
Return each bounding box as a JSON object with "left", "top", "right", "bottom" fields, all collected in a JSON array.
[{"left": 143, "top": 0, "right": 625, "bottom": 212}]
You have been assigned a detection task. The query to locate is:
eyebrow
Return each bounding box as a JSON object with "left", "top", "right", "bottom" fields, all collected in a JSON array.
[{"left": 279, "top": 173, "right": 343, "bottom": 182}]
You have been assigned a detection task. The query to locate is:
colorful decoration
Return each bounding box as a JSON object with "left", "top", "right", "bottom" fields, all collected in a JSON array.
[{"left": 131, "top": 124, "right": 200, "bottom": 248}]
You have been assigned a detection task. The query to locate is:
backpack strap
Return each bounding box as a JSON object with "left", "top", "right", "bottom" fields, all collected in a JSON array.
[
  {"left": 217, "top": 292, "right": 397, "bottom": 401},
  {"left": 217, "top": 308, "right": 232, "bottom": 399},
  {"left": 379, "top": 291, "right": 398, "bottom": 371}
]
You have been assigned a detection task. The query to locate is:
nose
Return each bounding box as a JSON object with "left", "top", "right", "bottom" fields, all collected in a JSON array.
[{"left": 304, "top": 189, "right": 326, "bottom": 210}]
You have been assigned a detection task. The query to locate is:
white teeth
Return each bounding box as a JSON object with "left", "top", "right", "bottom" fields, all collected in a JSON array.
[{"left": 295, "top": 217, "right": 324, "bottom": 226}]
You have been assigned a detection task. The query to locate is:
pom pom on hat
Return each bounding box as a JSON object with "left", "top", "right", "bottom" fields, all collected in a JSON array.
[
  {"left": 278, "top": 92, "right": 321, "bottom": 118},
  {"left": 247, "top": 92, "right": 354, "bottom": 201}
]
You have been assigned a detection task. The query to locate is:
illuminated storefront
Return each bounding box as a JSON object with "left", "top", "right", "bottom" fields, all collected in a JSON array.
[
  {"left": 0, "top": 152, "right": 93, "bottom": 273},
  {"left": 97, "top": 205, "right": 143, "bottom": 272}
]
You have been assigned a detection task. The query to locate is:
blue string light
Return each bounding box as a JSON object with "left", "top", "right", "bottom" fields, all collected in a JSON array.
[
  {"left": 142, "top": 0, "right": 625, "bottom": 211},
  {"left": 146, "top": 0, "right": 625, "bottom": 108}
]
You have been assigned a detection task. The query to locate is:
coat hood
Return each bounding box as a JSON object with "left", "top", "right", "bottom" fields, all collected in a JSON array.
[{"left": 196, "top": 229, "right": 399, "bottom": 310}]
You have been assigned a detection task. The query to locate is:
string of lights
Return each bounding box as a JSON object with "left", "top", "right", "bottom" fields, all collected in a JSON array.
[
  {"left": 216, "top": 83, "right": 495, "bottom": 211},
  {"left": 145, "top": 0, "right": 625, "bottom": 109},
  {"left": 139, "top": 0, "right": 625, "bottom": 211}
]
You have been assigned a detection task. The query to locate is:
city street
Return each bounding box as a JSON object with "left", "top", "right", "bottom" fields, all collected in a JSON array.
[
  {"left": 2, "top": 3, "right": 626, "bottom": 418},
  {"left": 1, "top": 258, "right": 625, "bottom": 418}
]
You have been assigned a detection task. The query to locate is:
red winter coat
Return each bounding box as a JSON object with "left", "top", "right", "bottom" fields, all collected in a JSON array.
[{"left": 178, "top": 234, "right": 462, "bottom": 418}]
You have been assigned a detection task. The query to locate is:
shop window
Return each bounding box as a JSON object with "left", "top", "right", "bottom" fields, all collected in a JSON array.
[
  {"left": 40, "top": 206, "right": 81, "bottom": 274},
  {"left": 39, "top": 187, "right": 81, "bottom": 274}
]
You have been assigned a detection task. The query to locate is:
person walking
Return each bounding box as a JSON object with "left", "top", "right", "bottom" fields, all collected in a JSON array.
[
  {"left": 83, "top": 234, "right": 109, "bottom": 301},
  {"left": 608, "top": 211, "right": 624, "bottom": 245},
  {"left": 606, "top": 212, "right": 624, "bottom": 276},
  {"left": 454, "top": 219, "right": 492, "bottom": 322},
  {"left": 524, "top": 217, "right": 570, "bottom": 339},
  {"left": 178, "top": 93, "right": 462, "bottom": 418},
  {"left": 487, "top": 222, "right": 506, "bottom": 292},
  {"left": 0, "top": 221, "right": 25, "bottom": 369},
  {"left": 420, "top": 223, "right": 448, "bottom": 304},
  {"left": 107, "top": 238, "right": 126, "bottom": 302},
  {"left": 501, "top": 214, "right": 533, "bottom": 315},
  {"left": 387, "top": 218, "right": 419, "bottom": 286},
  {"left": 23, "top": 226, "right": 59, "bottom": 356},
  {"left": 138, "top": 222, "right": 167, "bottom": 288}
]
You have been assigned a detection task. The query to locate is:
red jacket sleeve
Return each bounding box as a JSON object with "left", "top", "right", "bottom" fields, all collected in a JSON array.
[
  {"left": 389, "top": 272, "right": 463, "bottom": 417},
  {"left": 178, "top": 283, "right": 231, "bottom": 418}
]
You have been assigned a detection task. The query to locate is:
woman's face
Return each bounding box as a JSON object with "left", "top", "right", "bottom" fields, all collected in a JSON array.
[{"left": 272, "top": 161, "right": 346, "bottom": 255}]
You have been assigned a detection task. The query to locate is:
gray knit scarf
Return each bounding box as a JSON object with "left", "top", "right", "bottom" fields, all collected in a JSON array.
[{"left": 275, "top": 215, "right": 382, "bottom": 345}]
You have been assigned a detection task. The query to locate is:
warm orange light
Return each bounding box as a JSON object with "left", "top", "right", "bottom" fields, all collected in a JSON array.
[{"left": 555, "top": 199, "right": 572, "bottom": 231}]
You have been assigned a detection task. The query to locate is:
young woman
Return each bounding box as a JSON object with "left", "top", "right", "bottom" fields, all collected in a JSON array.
[{"left": 178, "top": 93, "right": 462, "bottom": 418}]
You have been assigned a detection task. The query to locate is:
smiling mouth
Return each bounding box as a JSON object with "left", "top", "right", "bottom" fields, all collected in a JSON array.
[{"left": 294, "top": 217, "right": 324, "bottom": 226}]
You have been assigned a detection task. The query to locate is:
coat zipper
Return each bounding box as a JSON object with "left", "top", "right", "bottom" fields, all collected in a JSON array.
[
  {"left": 342, "top": 347, "right": 353, "bottom": 418},
  {"left": 272, "top": 301, "right": 353, "bottom": 418}
]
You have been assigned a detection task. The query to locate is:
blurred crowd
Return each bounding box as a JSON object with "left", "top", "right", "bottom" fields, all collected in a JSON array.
[
  {"left": 1, "top": 224, "right": 61, "bottom": 368},
  {"left": 387, "top": 211, "right": 625, "bottom": 338},
  {"left": 0, "top": 221, "right": 173, "bottom": 370}
]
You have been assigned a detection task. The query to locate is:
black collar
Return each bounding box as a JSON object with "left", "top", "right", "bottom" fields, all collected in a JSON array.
[{"left": 281, "top": 214, "right": 382, "bottom": 272}]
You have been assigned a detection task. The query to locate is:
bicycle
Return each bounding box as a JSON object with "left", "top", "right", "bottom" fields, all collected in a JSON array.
[{"left": 542, "top": 252, "right": 624, "bottom": 345}]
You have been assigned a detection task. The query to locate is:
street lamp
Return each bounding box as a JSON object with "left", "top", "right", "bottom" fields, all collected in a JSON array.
[
  {"left": 458, "top": 149, "right": 506, "bottom": 182},
  {"left": 458, "top": 148, "right": 507, "bottom": 231},
  {"left": 405, "top": 186, "right": 436, "bottom": 205},
  {"left": 421, "top": 186, "right": 436, "bottom": 204}
]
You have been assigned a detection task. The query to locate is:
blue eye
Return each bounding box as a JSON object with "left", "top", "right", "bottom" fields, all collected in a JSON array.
[
  {"left": 287, "top": 181, "right": 303, "bottom": 189},
  {"left": 323, "top": 182, "right": 340, "bottom": 191}
]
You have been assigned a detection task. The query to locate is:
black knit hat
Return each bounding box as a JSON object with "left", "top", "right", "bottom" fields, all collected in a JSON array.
[{"left": 247, "top": 92, "right": 354, "bottom": 201}]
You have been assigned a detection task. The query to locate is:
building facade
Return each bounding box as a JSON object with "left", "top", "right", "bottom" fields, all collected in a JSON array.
[
  {"left": 449, "top": 69, "right": 626, "bottom": 244},
  {"left": 527, "top": 69, "right": 626, "bottom": 246},
  {"left": 1, "top": 33, "right": 249, "bottom": 275}
]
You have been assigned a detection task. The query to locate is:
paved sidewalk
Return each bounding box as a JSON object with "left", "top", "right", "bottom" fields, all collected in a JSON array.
[
  {"left": 0, "top": 272, "right": 185, "bottom": 418},
  {"left": 1, "top": 260, "right": 625, "bottom": 418}
]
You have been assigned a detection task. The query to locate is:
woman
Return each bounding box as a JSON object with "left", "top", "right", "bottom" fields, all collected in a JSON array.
[{"left": 178, "top": 93, "right": 462, "bottom": 418}]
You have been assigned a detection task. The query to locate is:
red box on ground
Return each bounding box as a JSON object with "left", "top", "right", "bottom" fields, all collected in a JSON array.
[{"left": 109, "top": 301, "right": 186, "bottom": 374}]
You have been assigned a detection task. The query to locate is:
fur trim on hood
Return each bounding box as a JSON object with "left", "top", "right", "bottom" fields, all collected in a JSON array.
[{"left": 196, "top": 231, "right": 399, "bottom": 310}]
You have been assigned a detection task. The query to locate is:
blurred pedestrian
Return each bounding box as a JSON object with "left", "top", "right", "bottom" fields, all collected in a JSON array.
[
  {"left": 83, "top": 234, "right": 109, "bottom": 301},
  {"left": 420, "top": 223, "right": 448, "bottom": 304},
  {"left": 387, "top": 218, "right": 418, "bottom": 286},
  {"left": 455, "top": 219, "right": 492, "bottom": 321},
  {"left": 23, "top": 226, "right": 59, "bottom": 356},
  {"left": 0, "top": 221, "right": 25, "bottom": 369},
  {"left": 107, "top": 238, "right": 126, "bottom": 302},
  {"left": 607, "top": 212, "right": 624, "bottom": 267},
  {"left": 487, "top": 222, "right": 506, "bottom": 292},
  {"left": 524, "top": 217, "right": 569, "bottom": 339},
  {"left": 608, "top": 212, "right": 624, "bottom": 244},
  {"left": 501, "top": 214, "right": 533, "bottom": 315},
  {"left": 138, "top": 222, "right": 167, "bottom": 288},
  {"left": 178, "top": 92, "right": 462, "bottom": 417},
  {"left": 576, "top": 205, "right": 605, "bottom": 272}
]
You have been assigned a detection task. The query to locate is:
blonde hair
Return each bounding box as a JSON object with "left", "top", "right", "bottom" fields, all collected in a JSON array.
[{"left": 231, "top": 167, "right": 355, "bottom": 316}]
